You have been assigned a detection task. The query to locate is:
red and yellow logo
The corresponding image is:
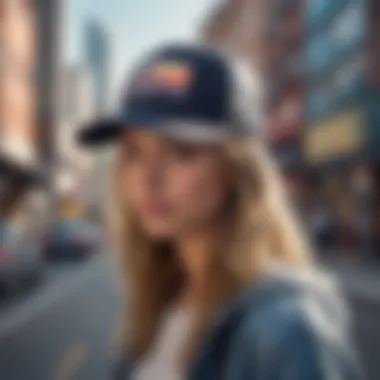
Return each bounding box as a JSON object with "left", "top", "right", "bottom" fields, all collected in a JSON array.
[{"left": 133, "top": 61, "right": 193, "bottom": 94}]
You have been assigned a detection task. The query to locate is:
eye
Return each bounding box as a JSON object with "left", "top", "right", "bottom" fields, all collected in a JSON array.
[
  {"left": 120, "top": 143, "right": 142, "bottom": 163},
  {"left": 169, "top": 143, "right": 199, "bottom": 162}
]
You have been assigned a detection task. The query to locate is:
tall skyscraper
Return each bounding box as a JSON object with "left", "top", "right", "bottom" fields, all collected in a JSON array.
[
  {"left": 35, "top": 0, "right": 67, "bottom": 224},
  {"left": 37, "top": 0, "right": 66, "bottom": 149},
  {"left": 61, "top": 64, "right": 95, "bottom": 127},
  {"left": 84, "top": 19, "right": 110, "bottom": 115}
]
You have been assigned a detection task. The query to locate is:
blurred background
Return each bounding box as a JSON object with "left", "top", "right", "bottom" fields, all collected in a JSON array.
[{"left": 0, "top": 0, "right": 379, "bottom": 379}]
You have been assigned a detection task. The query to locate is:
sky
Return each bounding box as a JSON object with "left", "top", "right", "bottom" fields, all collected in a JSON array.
[{"left": 67, "top": 0, "right": 219, "bottom": 102}]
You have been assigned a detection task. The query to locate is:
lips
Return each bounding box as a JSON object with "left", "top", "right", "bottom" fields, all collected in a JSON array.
[{"left": 142, "top": 202, "right": 173, "bottom": 219}]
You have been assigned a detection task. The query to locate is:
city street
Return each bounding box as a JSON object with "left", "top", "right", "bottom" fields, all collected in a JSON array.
[{"left": 0, "top": 255, "right": 379, "bottom": 380}]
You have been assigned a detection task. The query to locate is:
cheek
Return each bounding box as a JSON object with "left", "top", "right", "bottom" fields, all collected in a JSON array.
[
  {"left": 169, "top": 163, "right": 229, "bottom": 221},
  {"left": 120, "top": 169, "right": 143, "bottom": 209}
]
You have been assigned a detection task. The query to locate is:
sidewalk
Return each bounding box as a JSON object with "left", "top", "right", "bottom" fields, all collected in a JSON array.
[{"left": 319, "top": 252, "right": 380, "bottom": 303}]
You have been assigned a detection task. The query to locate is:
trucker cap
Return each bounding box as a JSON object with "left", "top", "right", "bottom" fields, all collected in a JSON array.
[{"left": 78, "top": 43, "right": 264, "bottom": 146}]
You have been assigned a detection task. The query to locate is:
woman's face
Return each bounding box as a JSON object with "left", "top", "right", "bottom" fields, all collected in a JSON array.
[{"left": 118, "top": 129, "right": 231, "bottom": 239}]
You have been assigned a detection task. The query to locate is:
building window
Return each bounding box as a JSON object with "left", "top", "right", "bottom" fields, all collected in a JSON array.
[
  {"left": 334, "top": 53, "right": 365, "bottom": 104},
  {"left": 308, "top": 52, "right": 365, "bottom": 121},
  {"left": 307, "top": 0, "right": 331, "bottom": 25},
  {"left": 307, "top": 33, "right": 333, "bottom": 75},
  {"left": 330, "top": 2, "right": 365, "bottom": 51},
  {"left": 307, "top": 83, "right": 334, "bottom": 121}
]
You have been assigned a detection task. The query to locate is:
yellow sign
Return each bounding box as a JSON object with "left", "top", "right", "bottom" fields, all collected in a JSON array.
[
  {"left": 60, "top": 200, "right": 83, "bottom": 219},
  {"left": 303, "top": 108, "right": 365, "bottom": 165}
]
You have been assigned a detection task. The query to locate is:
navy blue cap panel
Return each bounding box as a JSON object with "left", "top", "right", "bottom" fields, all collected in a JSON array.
[
  {"left": 125, "top": 45, "right": 231, "bottom": 124},
  {"left": 187, "top": 49, "right": 230, "bottom": 123},
  {"left": 160, "top": 46, "right": 231, "bottom": 123}
]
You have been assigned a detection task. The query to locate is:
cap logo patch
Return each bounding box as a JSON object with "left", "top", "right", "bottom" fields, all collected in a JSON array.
[{"left": 131, "top": 61, "right": 193, "bottom": 96}]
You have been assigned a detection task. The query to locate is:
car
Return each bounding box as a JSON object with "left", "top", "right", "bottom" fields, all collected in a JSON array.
[
  {"left": 0, "top": 223, "right": 44, "bottom": 298},
  {"left": 43, "top": 219, "right": 101, "bottom": 260}
]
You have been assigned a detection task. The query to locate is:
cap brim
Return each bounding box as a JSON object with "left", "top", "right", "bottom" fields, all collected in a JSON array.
[
  {"left": 77, "top": 118, "right": 124, "bottom": 147},
  {"left": 77, "top": 111, "right": 234, "bottom": 148}
]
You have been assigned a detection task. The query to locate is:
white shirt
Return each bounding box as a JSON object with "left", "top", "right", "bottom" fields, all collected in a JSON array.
[{"left": 131, "top": 307, "right": 194, "bottom": 380}]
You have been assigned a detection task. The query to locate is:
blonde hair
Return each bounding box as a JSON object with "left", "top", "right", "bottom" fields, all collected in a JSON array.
[{"left": 110, "top": 137, "right": 312, "bottom": 364}]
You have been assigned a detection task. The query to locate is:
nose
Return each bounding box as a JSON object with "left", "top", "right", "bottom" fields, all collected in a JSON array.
[{"left": 141, "top": 156, "right": 167, "bottom": 192}]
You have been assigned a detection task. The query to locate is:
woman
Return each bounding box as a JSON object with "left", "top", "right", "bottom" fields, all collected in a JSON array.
[{"left": 79, "top": 44, "right": 360, "bottom": 380}]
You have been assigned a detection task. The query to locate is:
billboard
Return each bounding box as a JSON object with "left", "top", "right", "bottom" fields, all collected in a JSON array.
[
  {"left": 303, "top": 107, "right": 365, "bottom": 166},
  {"left": 0, "top": 0, "right": 37, "bottom": 170}
]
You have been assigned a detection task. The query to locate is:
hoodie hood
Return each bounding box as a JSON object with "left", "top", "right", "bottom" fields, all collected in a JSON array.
[
  {"left": 266, "top": 261, "right": 352, "bottom": 336},
  {"left": 213, "top": 261, "right": 352, "bottom": 339}
]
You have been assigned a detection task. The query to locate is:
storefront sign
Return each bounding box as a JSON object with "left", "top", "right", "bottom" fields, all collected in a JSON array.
[
  {"left": 0, "top": 1, "right": 37, "bottom": 169},
  {"left": 60, "top": 198, "right": 84, "bottom": 219},
  {"left": 303, "top": 107, "right": 365, "bottom": 165}
]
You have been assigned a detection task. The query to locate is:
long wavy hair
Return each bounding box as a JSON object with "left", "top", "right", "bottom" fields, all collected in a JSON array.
[{"left": 109, "top": 137, "right": 313, "bottom": 365}]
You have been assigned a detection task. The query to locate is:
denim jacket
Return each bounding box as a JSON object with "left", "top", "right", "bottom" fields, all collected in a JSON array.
[{"left": 114, "top": 263, "right": 362, "bottom": 380}]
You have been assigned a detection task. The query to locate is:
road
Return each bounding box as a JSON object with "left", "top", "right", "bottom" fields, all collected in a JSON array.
[
  {"left": 351, "top": 295, "right": 380, "bottom": 380},
  {"left": 0, "top": 256, "right": 122, "bottom": 380},
  {"left": 324, "top": 261, "right": 380, "bottom": 380},
  {"left": 0, "top": 256, "right": 379, "bottom": 380}
]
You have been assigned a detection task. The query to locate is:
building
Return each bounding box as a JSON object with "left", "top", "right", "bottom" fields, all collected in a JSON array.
[
  {"left": 0, "top": 0, "right": 38, "bottom": 171},
  {"left": 37, "top": 0, "right": 97, "bottom": 224},
  {"left": 202, "top": 0, "right": 267, "bottom": 71},
  {"left": 84, "top": 20, "right": 110, "bottom": 115},
  {"left": 56, "top": 64, "right": 95, "bottom": 219},
  {"left": 0, "top": 0, "right": 39, "bottom": 219},
  {"left": 34, "top": 0, "right": 67, "bottom": 227},
  {"left": 203, "top": 0, "right": 305, "bottom": 204},
  {"left": 302, "top": 0, "right": 380, "bottom": 256},
  {"left": 265, "top": 0, "right": 305, "bottom": 208},
  {"left": 202, "top": 0, "right": 380, "bottom": 256},
  {"left": 364, "top": 0, "right": 380, "bottom": 254},
  {"left": 60, "top": 64, "right": 113, "bottom": 225},
  {"left": 60, "top": 65, "right": 95, "bottom": 128},
  {"left": 367, "top": 0, "right": 380, "bottom": 158},
  {"left": 36, "top": 0, "right": 66, "bottom": 160},
  {"left": 59, "top": 64, "right": 95, "bottom": 165},
  {"left": 60, "top": 65, "right": 113, "bottom": 225},
  {"left": 85, "top": 149, "right": 114, "bottom": 228},
  {"left": 368, "top": 0, "right": 380, "bottom": 87}
]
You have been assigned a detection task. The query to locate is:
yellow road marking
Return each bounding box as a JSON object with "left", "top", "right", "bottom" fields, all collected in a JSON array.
[{"left": 51, "top": 342, "right": 87, "bottom": 380}]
